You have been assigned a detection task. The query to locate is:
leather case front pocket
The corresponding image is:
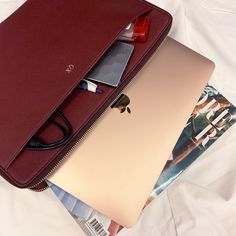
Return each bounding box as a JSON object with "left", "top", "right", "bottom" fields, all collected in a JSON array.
[{"left": 0, "top": 0, "right": 172, "bottom": 188}]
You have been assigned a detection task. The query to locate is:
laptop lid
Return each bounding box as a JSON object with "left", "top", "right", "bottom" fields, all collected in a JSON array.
[{"left": 49, "top": 37, "right": 215, "bottom": 227}]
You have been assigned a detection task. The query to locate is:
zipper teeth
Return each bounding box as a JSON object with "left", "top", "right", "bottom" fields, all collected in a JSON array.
[{"left": 29, "top": 185, "right": 49, "bottom": 192}]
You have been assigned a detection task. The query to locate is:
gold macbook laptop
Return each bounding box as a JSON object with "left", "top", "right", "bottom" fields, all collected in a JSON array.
[{"left": 49, "top": 37, "right": 215, "bottom": 227}]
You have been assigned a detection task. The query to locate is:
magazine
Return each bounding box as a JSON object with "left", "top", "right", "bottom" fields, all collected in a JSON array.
[
  {"left": 49, "top": 85, "right": 236, "bottom": 236},
  {"left": 48, "top": 181, "right": 117, "bottom": 236},
  {"left": 151, "top": 84, "right": 236, "bottom": 196}
]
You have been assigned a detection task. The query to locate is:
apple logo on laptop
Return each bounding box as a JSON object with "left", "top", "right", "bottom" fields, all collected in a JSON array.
[{"left": 111, "top": 94, "right": 131, "bottom": 114}]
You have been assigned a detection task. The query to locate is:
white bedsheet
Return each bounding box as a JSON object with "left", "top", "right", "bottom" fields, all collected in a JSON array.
[{"left": 0, "top": 1, "right": 236, "bottom": 235}]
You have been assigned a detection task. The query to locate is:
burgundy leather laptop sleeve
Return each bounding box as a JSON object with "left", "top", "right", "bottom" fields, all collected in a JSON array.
[{"left": 0, "top": 0, "right": 172, "bottom": 189}]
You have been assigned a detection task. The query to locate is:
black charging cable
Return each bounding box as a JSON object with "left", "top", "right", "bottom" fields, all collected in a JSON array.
[{"left": 26, "top": 111, "right": 72, "bottom": 151}]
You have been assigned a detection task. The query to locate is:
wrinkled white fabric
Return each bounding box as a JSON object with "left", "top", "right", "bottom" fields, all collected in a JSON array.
[
  {"left": 1, "top": 0, "right": 236, "bottom": 236},
  {"left": 0, "top": 178, "right": 85, "bottom": 236}
]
